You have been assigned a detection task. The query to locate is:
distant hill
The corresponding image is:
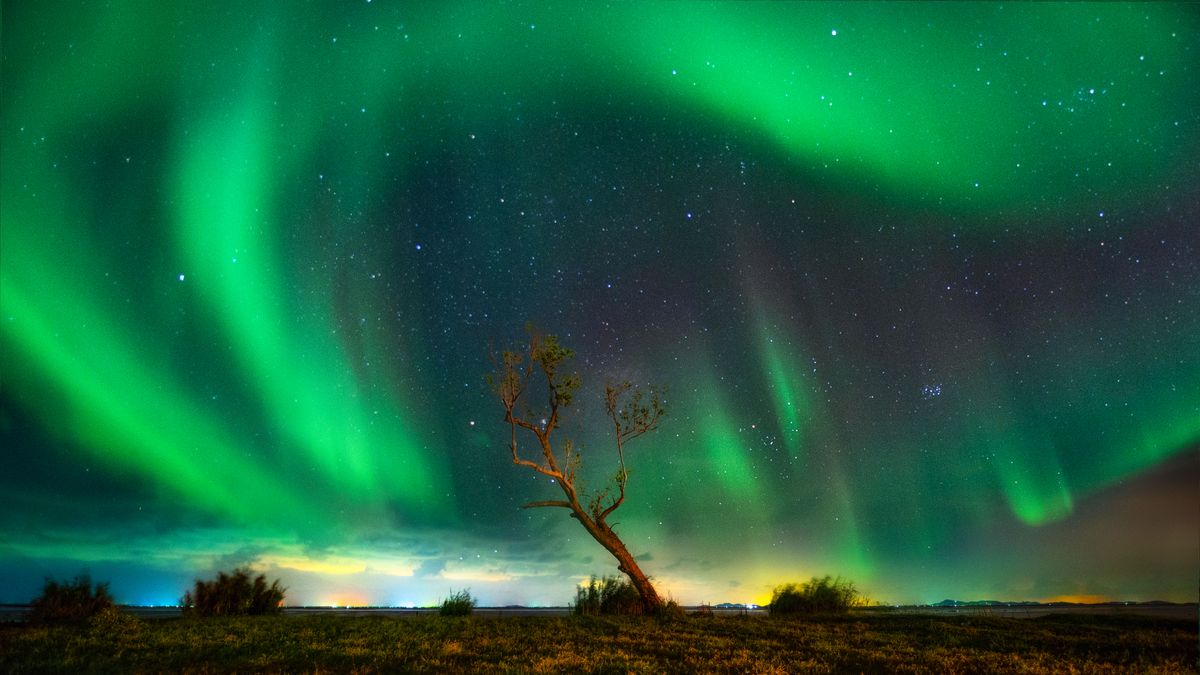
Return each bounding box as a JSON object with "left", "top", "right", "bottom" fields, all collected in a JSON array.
[{"left": 932, "top": 599, "right": 1039, "bottom": 607}]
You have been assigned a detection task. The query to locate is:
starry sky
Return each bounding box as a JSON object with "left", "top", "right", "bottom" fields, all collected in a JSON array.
[{"left": 2, "top": 2, "right": 1198, "bottom": 607}]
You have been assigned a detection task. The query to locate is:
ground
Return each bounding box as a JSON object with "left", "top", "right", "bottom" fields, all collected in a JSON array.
[{"left": 0, "top": 611, "right": 1195, "bottom": 673}]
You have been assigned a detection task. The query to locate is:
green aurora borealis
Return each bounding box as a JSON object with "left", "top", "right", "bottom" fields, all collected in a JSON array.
[{"left": 2, "top": 2, "right": 1197, "bottom": 606}]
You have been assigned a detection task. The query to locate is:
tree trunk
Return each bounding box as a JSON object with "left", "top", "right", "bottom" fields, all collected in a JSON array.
[
  {"left": 574, "top": 508, "right": 663, "bottom": 612},
  {"left": 608, "top": 538, "right": 662, "bottom": 612}
]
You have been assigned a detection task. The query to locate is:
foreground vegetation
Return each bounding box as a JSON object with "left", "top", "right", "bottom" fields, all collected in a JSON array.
[
  {"left": 26, "top": 575, "right": 114, "bottom": 624},
  {"left": 574, "top": 575, "right": 654, "bottom": 616},
  {"left": 439, "top": 589, "right": 476, "bottom": 617},
  {"left": 770, "top": 576, "right": 861, "bottom": 616},
  {"left": 181, "top": 569, "right": 285, "bottom": 617},
  {"left": 1, "top": 611, "right": 1195, "bottom": 673}
]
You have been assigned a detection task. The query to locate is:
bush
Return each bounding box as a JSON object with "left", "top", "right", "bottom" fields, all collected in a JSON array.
[
  {"left": 573, "top": 575, "right": 646, "bottom": 616},
  {"left": 439, "top": 589, "right": 475, "bottom": 616},
  {"left": 769, "top": 575, "right": 860, "bottom": 616},
  {"left": 658, "top": 599, "right": 687, "bottom": 622},
  {"left": 181, "top": 568, "right": 285, "bottom": 616},
  {"left": 90, "top": 604, "right": 142, "bottom": 633},
  {"left": 29, "top": 575, "right": 115, "bottom": 624}
]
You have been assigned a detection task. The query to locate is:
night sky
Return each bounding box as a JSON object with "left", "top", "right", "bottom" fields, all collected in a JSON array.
[{"left": 2, "top": 2, "right": 1198, "bottom": 607}]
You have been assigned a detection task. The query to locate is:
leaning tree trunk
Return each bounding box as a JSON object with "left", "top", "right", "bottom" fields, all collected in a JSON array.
[
  {"left": 575, "top": 508, "right": 663, "bottom": 612},
  {"left": 604, "top": 533, "right": 662, "bottom": 612}
]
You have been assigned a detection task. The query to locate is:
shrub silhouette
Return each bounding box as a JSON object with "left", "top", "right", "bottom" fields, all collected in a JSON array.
[
  {"left": 573, "top": 575, "right": 646, "bottom": 616},
  {"left": 769, "top": 575, "right": 860, "bottom": 616},
  {"left": 439, "top": 589, "right": 476, "bottom": 616},
  {"left": 658, "top": 599, "right": 687, "bottom": 622},
  {"left": 181, "top": 568, "right": 285, "bottom": 616},
  {"left": 29, "top": 574, "right": 115, "bottom": 623}
]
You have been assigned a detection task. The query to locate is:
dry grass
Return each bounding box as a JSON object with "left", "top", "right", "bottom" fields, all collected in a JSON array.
[{"left": 0, "top": 611, "right": 1195, "bottom": 673}]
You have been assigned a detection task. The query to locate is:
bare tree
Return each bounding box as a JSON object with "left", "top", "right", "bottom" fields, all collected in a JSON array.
[{"left": 488, "top": 328, "right": 667, "bottom": 612}]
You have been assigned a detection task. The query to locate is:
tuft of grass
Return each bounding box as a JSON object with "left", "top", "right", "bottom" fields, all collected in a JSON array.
[
  {"left": 770, "top": 575, "right": 861, "bottom": 616},
  {"left": 573, "top": 575, "right": 646, "bottom": 616},
  {"left": 181, "top": 568, "right": 285, "bottom": 617},
  {"left": 439, "top": 589, "right": 475, "bottom": 617},
  {"left": 28, "top": 575, "right": 114, "bottom": 624}
]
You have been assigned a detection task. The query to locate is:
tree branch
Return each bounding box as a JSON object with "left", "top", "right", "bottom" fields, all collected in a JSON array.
[
  {"left": 508, "top": 413, "right": 560, "bottom": 480},
  {"left": 595, "top": 381, "right": 667, "bottom": 525},
  {"left": 521, "top": 500, "right": 573, "bottom": 509},
  {"left": 506, "top": 413, "right": 545, "bottom": 438},
  {"left": 618, "top": 417, "right": 663, "bottom": 444},
  {"left": 509, "top": 428, "right": 560, "bottom": 479},
  {"left": 512, "top": 455, "right": 562, "bottom": 480},
  {"left": 597, "top": 468, "right": 627, "bottom": 524}
]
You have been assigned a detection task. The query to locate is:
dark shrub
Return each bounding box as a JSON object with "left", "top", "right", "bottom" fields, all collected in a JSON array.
[
  {"left": 181, "top": 568, "right": 285, "bottom": 616},
  {"left": 439, "top": 588, "right": 475, "bottom": 616},
  {"left": 573, "top": 575, "right": 645, "bottom": 616},
  {"left": 693, "top": 603, "right": 715, "bottom": 618},
  {"left": 90, "top": 604, "right": 141, "bottom": 632},
  {"left": 29, "top": 575, "right": 115, "bottom": 624},
  {"left": 769, "top": 575, "right": 860, "bottom": 616},
  {"left": 658, "top": 599, "right": 687, "bottom": 622}
]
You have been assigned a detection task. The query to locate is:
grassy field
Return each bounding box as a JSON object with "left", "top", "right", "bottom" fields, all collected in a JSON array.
[{"left": 1, "top": 610, "right": 1195, "bottom": 673}]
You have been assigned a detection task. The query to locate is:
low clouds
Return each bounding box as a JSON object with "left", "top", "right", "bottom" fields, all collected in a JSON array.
[{"left": 414, "top": 558, "right": 447, "bottom": 578}]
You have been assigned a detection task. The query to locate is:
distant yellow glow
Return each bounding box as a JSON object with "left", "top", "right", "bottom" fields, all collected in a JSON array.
[
  {"left": 321, "top": 594, "right": 371, "bottom": 608},
  {"left": 263, "top": 556, "right": 367, "bottom": 576},
  {"left": 1042, "top": 594, "right": 1112, "bottom": 605},
  {"left": 257, "top": 549, "right": 422, "bottom": 577}
]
